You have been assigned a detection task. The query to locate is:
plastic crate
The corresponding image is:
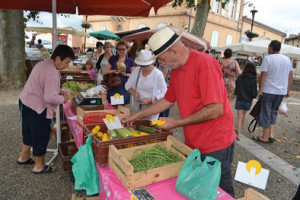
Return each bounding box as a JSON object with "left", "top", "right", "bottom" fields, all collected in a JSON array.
[
  {"left": 83, "top": 112, "right": 115, "bottom": 125},
  {"left": 83, "top": 120, "right": 173, "bottom": 166},
  {"left": 58, "top": 141, "right": 78, "bottom": 172}
]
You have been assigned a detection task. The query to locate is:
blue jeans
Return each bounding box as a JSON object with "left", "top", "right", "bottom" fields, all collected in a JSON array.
[{"left": 201, "top": 142, "right": 235, "bottom": 198}]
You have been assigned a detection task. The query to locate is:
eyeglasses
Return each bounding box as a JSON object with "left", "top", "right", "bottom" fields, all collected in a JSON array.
[
  {"left": 157, "top": 50, "right": 169, "bottom": 64},
  {"left": 118, "top": 48, "right": 127, "bottom": 52}
]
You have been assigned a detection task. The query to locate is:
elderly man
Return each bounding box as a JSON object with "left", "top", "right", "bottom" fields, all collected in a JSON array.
[
  {"left": 122, "top": 27, "right": 236, "bottom": 197},
  {"left": 252, "top": 40, "right": 293, "bottom": 143}
]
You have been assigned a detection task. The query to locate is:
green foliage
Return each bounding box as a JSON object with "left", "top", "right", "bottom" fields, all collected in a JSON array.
[
  {"left": 24, "top": 11, "right": 41, "bottom": 25},
  {"left": 81, "top": 22, "right": 92, "bottom": 29},
  {"left": 172, "top": 0, "right": 229, "bottom": 9}
]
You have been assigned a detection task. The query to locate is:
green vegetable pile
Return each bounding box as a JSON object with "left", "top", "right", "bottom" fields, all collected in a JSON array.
[
  {"left": 62, "top": 81, "right": 96, "bottom": 92},
  {"left": 129, "top": 144, "right": 183, "bottom": 173}
]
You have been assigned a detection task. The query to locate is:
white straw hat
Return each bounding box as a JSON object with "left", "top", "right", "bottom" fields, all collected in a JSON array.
[
  {"left": 134, "top": 50, "right": 155, "bottom": 66},
  {"left": 148, "top": 27, "right": 183, "bottom": 57}
]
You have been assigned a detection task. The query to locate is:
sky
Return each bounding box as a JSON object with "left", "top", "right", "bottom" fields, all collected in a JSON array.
[{"left": 26, "top": 0, "right": 300, "bottom": 35}]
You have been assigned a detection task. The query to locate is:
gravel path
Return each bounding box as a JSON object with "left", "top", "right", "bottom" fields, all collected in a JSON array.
[{"left": 0, "top": 89, "right": 299, "bottom": 199}]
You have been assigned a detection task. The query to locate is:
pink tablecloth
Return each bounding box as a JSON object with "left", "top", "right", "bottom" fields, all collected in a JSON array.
[{"left": 63, "top": 102, "right": 234, "bottom": 200}]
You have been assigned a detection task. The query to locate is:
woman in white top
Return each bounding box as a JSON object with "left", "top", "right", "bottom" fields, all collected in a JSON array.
[
  {"left": 96, "top": 42, "right": 113, "bottom": 84},
  {"left": 125, "top": 50, "right": 167, "bottom": 121}
]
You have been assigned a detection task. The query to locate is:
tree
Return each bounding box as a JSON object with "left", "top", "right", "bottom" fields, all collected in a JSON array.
[
  {"left": 172, "top": 0, "right": 229, "bottom": 38},
  {"left": 0, "top": 10, "right": 26, "bottom": 89}
]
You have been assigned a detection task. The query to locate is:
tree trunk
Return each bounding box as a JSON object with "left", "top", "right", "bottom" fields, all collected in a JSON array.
[
  {"left": 191, "top": 0, "right": 211, "bottom": 38},
  {"left": 0, "top": 10, "right": 26, "bottom": 89}
]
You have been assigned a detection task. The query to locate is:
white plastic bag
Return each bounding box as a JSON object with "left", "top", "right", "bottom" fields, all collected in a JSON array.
[
  {"left": 278, "top": 101, "right": 289, "bottom": 116},
  {"left": 97, "top": 73, "right": 103, "bottom": 85}
]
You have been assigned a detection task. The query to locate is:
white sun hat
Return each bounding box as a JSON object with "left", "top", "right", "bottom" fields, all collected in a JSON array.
[
  {"left": 134, "top": 49, "right": 155, "bottom": 66},
  {"left": 148, "top": 27, "right": 183, "bottom": 58}
]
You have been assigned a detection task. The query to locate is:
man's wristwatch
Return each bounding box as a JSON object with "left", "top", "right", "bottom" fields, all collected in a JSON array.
[{"left": 152, "top": 96, "right": 155, "bottom": 103}]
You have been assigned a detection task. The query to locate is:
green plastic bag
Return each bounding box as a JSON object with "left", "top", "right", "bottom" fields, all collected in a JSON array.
[
  {"left": 71, "top": 135, "right": 99, "bottom": 195},
  {"left": 175, "top": 149, "right": 221, "bottom": 200}
]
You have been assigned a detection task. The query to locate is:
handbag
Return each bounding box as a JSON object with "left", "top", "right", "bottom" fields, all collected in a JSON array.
[
  {"left": 248, "top": 97, "right": 262, "bottom": 133},
  {"left": 176, "top": 149, "right": 221, "bottom": 200}
]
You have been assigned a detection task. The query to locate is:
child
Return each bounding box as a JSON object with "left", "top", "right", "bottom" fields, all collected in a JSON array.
[
  {"left": 234, "top": 62, "right": 258, "bottom": 140},
  {"left": 85, "top": 60, "right": 96, "bottom": 79}
]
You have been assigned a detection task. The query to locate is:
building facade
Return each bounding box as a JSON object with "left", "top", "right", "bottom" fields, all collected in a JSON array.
[
  {"left": 84, "top": 0, "right": 285, "bottom": 49},
  {"left": 285, "top": 34, "right": 300, "bottom": 47}
]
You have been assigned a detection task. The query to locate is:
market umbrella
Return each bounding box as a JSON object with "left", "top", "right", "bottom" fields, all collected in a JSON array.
[
  {"left": 116, "top": 27, "right": 150, "bottom": 38},
  {"left": 123, "top": 26, "right": 211, "bottom": 52},
  {"left": 1, "top": 0, "right": 172, "bottom": 16},
  {"left": 25, "top": 26, "right": 89, "bottom": 37},
  {"left": 215, "top": 40, "right": 300, "bottom": 59},
  {"left": 0, "top": 0, "right": 172, "bottom": 45},
  {"left": 89, "top": 30, "right": 120, "bottom": 40}
]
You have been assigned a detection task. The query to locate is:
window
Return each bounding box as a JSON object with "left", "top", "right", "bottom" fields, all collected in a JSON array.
[
  {"left": 100, "top": 26, "right": 106, "bottom": 31},
  {"left": 235, "top": 0, "right": 241, "bottom": 21},
  {"left": 211, "top": 31, "right": 219, "bottom": 47},
  {"left": 157, "top": 23, "right": 166, "bottom": 28},
  {"left": 138, "top": 24, "right": 146, "bottom": 29},
  {"left": 212, "top": 0, "right": 221, "bottom": 14},
  {"left": 222, "top": 2, "right": 226, "bottom": 16},
  {"left": 226, "top": 35, "right": 233, "bottom": 45},
  {"left": 116, "top": 24, "right": 123, "bottom": 31},
  {"left": 228, "top": 0, "right": 236, "bottom": 19},
  {"left": 89, "top": 27, "right": 93, "bottom": 44}
]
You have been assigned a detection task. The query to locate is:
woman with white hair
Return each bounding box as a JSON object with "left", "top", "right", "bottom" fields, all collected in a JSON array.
[{"left": 125, "top": 50, "right": 167, "bottom": 121}]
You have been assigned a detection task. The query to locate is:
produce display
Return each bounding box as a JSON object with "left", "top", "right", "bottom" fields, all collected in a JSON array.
[
  {"left": 62, "top": 81, "right": 96, "bottom": 92},
  {"left": 90, "top": 124, "right": 156, "bottom": 141},
  {"left": 129, "top": 144, "right": 183, "bottom": 173}
]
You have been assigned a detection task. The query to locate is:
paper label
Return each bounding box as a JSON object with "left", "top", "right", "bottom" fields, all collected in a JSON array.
[{"left": 235, "top": 160, "right": 269, "bottom": 190}]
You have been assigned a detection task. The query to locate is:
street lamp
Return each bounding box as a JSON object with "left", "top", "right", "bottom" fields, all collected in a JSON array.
[
  {"left": 237, "top": 1, "right": 254, "bottom": 42},
  {"left": 250, "top": 6, "right": 258, "bottom": 32}
]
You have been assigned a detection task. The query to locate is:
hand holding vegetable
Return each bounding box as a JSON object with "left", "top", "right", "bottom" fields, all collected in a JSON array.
[
  {"left": 63, "top": 93, "right": 69, "bottom": 103},
  {"left": 157, "top": 117, "right": 179, "bottom": 130}
]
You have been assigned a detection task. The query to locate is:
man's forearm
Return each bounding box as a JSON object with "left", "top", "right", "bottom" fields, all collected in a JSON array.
[
  {"left": 176, "top": 103, "right": 223, "bottom": 127},
  {"left": 259, "top": 72, "right": 267, "bottom": 93}
]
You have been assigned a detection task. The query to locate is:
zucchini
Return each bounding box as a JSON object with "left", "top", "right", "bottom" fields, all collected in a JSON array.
[
  {"left": 116, "top": 128, "right": 132, "bottom": 138},
  {"left": 136, "top": 125, "right": 156, "bottom": 134},
  {"left": 107, "top": 130, "right": 121, "bottom": 140},
  {"left": 128, "top": 127, "right": 140, "bottom": 134}
]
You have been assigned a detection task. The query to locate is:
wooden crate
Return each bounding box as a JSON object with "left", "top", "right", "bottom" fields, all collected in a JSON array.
[
  {"left": 108, "top": 135, "right": 193, "bottom": 190},
  {"left": 77, "top": 105, "right": 129, "bottom": 126},
  {"left": 50, "top": 122, "right": 71, "bottom": 142},
  {"left": 83, "top": 120, "right": 173, "bottom": 166},
  {"left": 237, "top": 188, "right": 270, "bottom": 200},
  {"left": 58, "top": 141, "right": 78, "bottom": 172}
]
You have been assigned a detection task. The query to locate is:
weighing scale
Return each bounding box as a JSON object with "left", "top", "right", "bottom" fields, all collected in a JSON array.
[{"left": 75, "top": 93, "right": 102, "bottom": 105}]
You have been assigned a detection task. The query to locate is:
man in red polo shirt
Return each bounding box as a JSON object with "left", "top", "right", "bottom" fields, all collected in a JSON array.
[{"left": 122, "top": 27, "right": 236, "bottom": 197}]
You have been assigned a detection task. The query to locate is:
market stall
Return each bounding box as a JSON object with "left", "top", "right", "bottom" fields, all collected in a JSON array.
[{"left": 62, "top": 102, "right": 234, "bottom": 200}]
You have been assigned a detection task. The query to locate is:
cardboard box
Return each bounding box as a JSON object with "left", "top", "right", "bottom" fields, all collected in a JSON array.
[{"left": 108, "top": 135, "right": 192, "bottom": 190}]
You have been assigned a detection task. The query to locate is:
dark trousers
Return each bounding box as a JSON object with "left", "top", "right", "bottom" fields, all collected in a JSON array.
[{"left": 201, "top": 142, "right": 235, "bottom": 198}]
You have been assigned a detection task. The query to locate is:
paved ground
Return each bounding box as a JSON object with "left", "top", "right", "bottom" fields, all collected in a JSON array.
[{"left": 0, "top": 89, "right": 299, "bottom": 200}]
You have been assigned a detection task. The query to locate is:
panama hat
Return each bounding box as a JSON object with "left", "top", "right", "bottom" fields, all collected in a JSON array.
[
  {"left": 148, "top": 27, "right": 183, "bottom": 58},
  {"left": 134, "top": 49, "right": 155, "bottom": 66}
]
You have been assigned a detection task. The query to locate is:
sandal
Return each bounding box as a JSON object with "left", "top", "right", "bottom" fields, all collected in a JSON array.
[
  {"left": 16, "top": 158, "right": 35, "bottom": 165},
  {"left": 268, "top": 137, "right": 276, "bottom": 142},
  {"left": 252, "top": 136, "right": 270, "bottom": 144},
  {"left": 32, "top": 165, "right": 55, "bottom": 174}
]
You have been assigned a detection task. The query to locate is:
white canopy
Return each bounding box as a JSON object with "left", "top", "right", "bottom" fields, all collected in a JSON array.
[{"left": 215, "top": 40, "right": 300, "bottom": 59}]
